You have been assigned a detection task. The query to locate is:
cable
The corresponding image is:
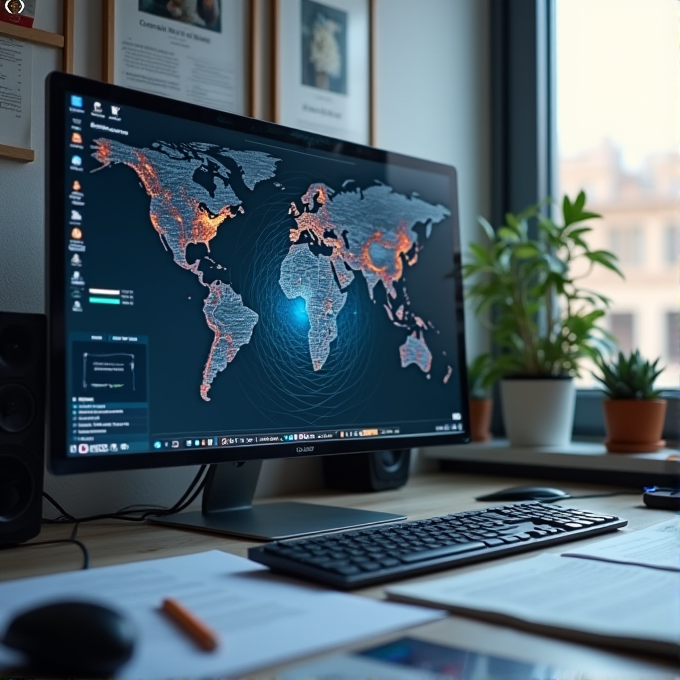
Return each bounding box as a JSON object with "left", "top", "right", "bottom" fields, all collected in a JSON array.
[
  {"left": 42, "top": 490, "right": 78, "bottom": 521},
  {"left": 9, "top": 538, "right": 90, "bottom": 569},
  {"left": 117, "top": 502, "right": 167, "bottom": 512},
  {"left": 14, "top": 466, "right": 210, "bottom": 571},
  {"left": 42, "top": 465, "right": 209, "bottom": 525},
  {"left": 543, "top": 490, "right": 642, "bottom": 503}
]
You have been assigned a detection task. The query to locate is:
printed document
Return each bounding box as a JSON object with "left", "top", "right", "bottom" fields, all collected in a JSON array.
[
  {"left": 563, "top": 517, "right": 680, "bottom": 571},
  {"left": 387, "top": 553, "right": 680, "bottom": 657},
  {"left": 0, "top": 550, "right": 444, "bottom": 678},
  {"left": 0, "top": 36, "right": 31, "bottom": 148}
]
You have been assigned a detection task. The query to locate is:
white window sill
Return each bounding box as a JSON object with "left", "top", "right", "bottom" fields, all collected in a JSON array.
[{"left": 423, "top": 439, "right": 679, "bottom": 484}]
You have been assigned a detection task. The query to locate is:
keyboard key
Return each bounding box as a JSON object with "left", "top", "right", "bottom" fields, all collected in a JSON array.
[
  {"left": 380, "top": 558, "right": 401, "bottom": 568},
  {"left": 359, "top": 562, "right": 382, "bottom": 571},
  {"left": 400, "top": 541, "right": 486, "bottom": 563},
  {"left": 482, "top": 538, "right": 505, "bottom": 547}
]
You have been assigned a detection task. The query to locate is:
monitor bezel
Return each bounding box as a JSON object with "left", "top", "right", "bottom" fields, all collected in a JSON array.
[{"left": 46, "top": 71, "right": 469, "bottom": 476}]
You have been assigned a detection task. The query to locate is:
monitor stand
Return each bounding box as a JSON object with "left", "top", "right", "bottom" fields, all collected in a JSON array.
[{"left": 150, "top": 460, "right": 406, "bottom": 541}]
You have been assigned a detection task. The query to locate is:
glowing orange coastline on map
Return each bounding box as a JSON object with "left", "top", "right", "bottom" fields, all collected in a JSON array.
[{"left": 93, "top": 141, "right": 236, "bottom": 262}]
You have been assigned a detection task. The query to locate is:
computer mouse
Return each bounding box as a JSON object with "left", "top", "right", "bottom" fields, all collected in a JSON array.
[
  {"left": 1, "top": 600, "right": 135, "bottom": 677},
  {"left": 643, "top": 487, "right": 680, "bottom": 510},
  {"left": 475, "top": 485, "right": 571, "bottom": 502}
]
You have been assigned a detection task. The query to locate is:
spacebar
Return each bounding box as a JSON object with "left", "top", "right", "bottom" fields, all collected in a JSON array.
[{"left": 400, "top": 541, "right": 487, "bottom": 563}]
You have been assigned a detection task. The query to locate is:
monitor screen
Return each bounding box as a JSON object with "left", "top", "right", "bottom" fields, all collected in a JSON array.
[{"left": 46, "top": 73, "right": 469, "bottom": 479}]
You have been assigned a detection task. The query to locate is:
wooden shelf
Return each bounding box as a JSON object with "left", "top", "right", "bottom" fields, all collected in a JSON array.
[
  {"left": 0, "top": 143, "right": 35, "bottom": 162},
  {"left": 0, "top": 21, "right": 64, "bottom": 48}
]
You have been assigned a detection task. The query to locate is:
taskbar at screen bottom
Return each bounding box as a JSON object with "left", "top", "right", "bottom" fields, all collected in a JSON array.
[{"left": 69, "top": 421, "right": 466, "bottom": 457}]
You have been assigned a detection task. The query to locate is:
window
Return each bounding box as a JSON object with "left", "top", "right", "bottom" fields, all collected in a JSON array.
[
  {"left": 490, "top": 0, "right": 678, "bottom": 441},
  {"left": 667, "top": 312, "right": 680, "bottom": 365},
  {"left": 609, "top": 313, "right": 635, "bottom": 357},
  {"left": 556, "top": 0, "right": 679, "bottom": 389},
  {"left": 664, "top": 225, "right": 680, "bottom": 266},
  {"left": 609, "top": 227, "right": 645, "bottom": 266}
]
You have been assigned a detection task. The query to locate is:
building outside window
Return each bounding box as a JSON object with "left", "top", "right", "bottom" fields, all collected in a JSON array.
[
  {"left": 667, "top": 312, "right": 680, "bottom": 365},
  {"left": 608, "top": 225, "right": 645, "bottom": 266},
  {"left": 664, "top": 224, "right": 680, "bottom": 266},
  {"left": 609, "top": 313, "right": 635, "bottom": 357},
  {"left": 556, "top": 0, "right": 680, "bottom": 389}
]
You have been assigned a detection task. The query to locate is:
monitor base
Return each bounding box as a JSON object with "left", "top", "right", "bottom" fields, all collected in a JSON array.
[
  {"left": 149, "top": 460, "right": 405, "bottom": 540},
  {"left": 151, "top": 501, "right": 406, "bottom": 541}
]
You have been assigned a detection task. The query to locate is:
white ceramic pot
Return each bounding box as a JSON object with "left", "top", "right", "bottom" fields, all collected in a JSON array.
[{"left": 500, "top": 377, "right": 576, "bottom": 447}]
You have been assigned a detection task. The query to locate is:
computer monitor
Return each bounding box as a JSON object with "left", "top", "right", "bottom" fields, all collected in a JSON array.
[{"left": 45, "top": 72, "right": 469, "bottom": 540}]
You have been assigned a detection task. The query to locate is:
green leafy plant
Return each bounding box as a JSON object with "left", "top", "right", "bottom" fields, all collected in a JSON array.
[
  {"left": 467, "top": 353, "right": 495, "bottom": 400},
  {"left": 594, "top": 350, "right": 665, "bottom": 400},
  {"left": 463, "top": 191, "right": 623, "bottom": 377}
]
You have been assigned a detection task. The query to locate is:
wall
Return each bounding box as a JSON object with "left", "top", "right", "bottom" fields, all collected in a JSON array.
[{"left": 0, "top": 0, "right": 490, "bottom": 516}]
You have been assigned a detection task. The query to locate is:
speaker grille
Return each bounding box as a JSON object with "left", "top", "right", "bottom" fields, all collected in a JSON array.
[
  {"left": 378, "top": 449, "right": 404, "bottom": 473},
  {"left": 0, "top": 450, "right": 35, "bottom": 521},
  {"left": 0, "top": 384, "right": 35, "bottom": 433},
  {"left": 0, "top": 311, "right": 46, "bottom": 544},
  {"left": 323, "top": 449, "right": 411, "bottom": 492}
]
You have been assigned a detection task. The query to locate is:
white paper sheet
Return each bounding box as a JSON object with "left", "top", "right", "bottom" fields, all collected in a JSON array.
[
  {"left": 0, "top": 36, "right": 32, "bottom": 148},
  {"left": 113, "top": 0, "right": 247, "bottom": 114},
  {"left": 387, "top": 553, "right": 680, "bottom": 656},
  {"left": 0, "top": 550, "right": 444, "bottom": 678},
  {"left": 563, "top": 517, "right": 680, "bottom": 571}
]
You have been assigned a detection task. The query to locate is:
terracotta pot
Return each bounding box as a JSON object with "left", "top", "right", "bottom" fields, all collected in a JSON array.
[
  {"left": 603, "top": 399, "right": 667, "bottom": 453},
  {"left": 469, "top": 398, "right": 493, "bottom": 442}
]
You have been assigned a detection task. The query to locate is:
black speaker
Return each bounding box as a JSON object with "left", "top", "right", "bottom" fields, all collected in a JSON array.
[
  {"left": 322, "top": 449, "right": 411, "bottom": 492},
  {"left": 0, "top": 312, "right": 46, "bottom": 546}
]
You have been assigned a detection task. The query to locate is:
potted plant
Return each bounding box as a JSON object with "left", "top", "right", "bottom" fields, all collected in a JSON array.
[
  {"left": 463, "top": 191, "right": 623, "bottom": 447},
  {"left": 594, "top": 350, "right": 667, "bottom": 453},
  {"left": 467, "top": 353, "right": 495, "bottom": 442}
]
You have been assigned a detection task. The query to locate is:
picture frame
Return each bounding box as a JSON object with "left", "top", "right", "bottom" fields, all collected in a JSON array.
[
  {"left": 103, "top": 0, "right": 254, "bottom": 117},
  {"left": 0, "top": 0, "right": 75, "bottom": 162},
  {"left": 273, "top": 0, "right": 375, "bottom": 145}
]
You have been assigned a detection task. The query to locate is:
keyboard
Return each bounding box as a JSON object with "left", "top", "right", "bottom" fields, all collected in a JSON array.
[{"left": 248, "top": 501, "right": 627, "bottom": 589}]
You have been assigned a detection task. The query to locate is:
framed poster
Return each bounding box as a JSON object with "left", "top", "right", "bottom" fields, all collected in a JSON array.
[
  {"left": 273, "top": 0, "right": 374, "bottom": 145},
  {"left": 104, "top": 0, "right": 251, "bottom": 116}
]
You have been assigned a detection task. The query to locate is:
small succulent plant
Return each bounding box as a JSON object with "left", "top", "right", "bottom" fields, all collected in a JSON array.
[{"left": 595, "top": 350, "right": 665, "bottom": 400}]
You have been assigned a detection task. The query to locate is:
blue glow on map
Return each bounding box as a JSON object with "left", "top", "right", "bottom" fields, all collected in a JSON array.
[{"left": 292, "top": 297, "right": 308, "bottom": 324}]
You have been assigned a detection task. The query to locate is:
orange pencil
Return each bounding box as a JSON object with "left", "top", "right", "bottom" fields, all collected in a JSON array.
[{"left": 161, "top": 597, "right": 219, "bottom": 652}]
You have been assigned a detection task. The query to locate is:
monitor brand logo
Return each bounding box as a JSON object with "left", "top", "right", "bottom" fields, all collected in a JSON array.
[{"left": 296, "top": 446, "right": 315, "bottom": 453}]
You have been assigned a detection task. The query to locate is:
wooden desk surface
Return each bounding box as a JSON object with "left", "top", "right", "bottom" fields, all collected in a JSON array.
[{"left": 1, "top": 472, "right": 677, "bottom": 676}]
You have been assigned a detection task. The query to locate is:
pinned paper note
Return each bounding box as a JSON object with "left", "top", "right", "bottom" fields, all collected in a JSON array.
[{"left": 0, "top": 35, "right": 32, "bottom": 149}]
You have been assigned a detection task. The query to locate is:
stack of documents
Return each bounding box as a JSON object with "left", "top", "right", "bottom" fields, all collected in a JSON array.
[
  {"left": 0, "top": 550, "right": 444, "bottom": 678},
  {"left": 388, "top": 519, "right": 680, "bottom": 657}
]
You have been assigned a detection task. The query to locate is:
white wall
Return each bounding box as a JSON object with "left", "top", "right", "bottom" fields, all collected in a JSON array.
[{"left": 0, "top": 0, "right": 489, "bottom": 516}]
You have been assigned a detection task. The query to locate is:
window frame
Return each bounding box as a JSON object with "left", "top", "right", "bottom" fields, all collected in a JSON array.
[{"left": 489, "top": 0, "right": 678, "bottom": 444}]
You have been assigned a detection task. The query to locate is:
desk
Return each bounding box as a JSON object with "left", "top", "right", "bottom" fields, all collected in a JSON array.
[{"left": 1, "top": 472, "right": 677, "bottom": 676}]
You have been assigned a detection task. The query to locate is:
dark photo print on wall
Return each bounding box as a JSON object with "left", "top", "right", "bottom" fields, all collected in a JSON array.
[
  {"left": 138, "top": 0, "right": 222, "bottom": 33},
  {"left": 301, "top": 0, "right": 348, "bottom": 94}
]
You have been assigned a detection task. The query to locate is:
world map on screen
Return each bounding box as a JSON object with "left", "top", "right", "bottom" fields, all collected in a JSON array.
[{"left": 92, "top": 138, "right": 451, "bottom": 401}]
